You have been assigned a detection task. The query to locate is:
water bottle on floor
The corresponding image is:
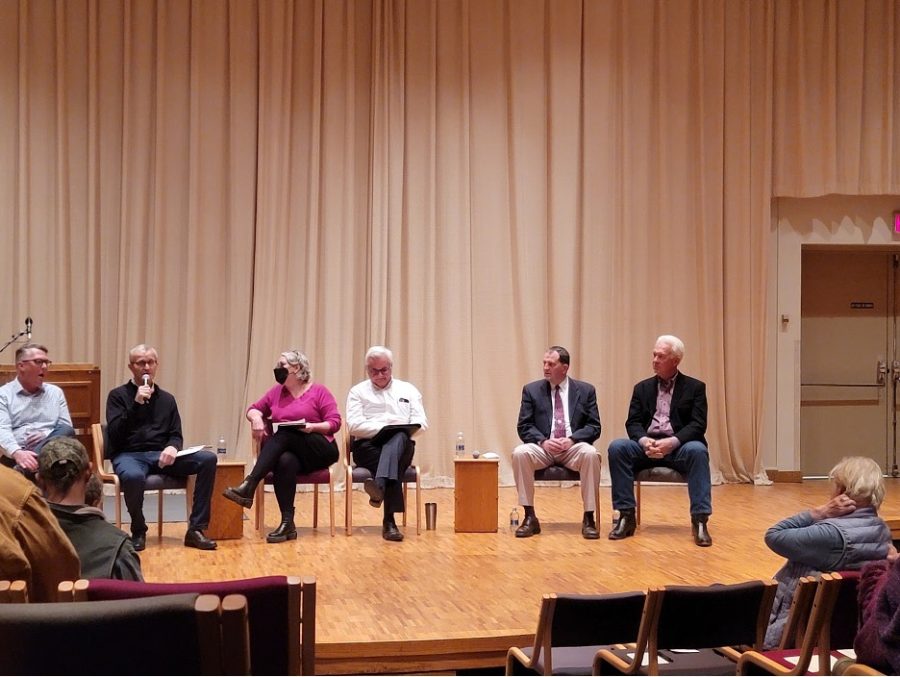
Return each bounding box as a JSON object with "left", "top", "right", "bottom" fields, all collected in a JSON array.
[{"left": 509, "top": 507, "right": 520, "bottom": 533}]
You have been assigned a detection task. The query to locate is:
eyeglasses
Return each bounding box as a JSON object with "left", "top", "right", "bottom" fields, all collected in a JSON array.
[
  {"left": 367, "top": 366, "right": 391, "bottom": 376},
  {"left": 21, "top": 358, "right": 52, "bottom": 368},
  {"left": 131, "top": 359, "right": 157, "bottom": 368}
]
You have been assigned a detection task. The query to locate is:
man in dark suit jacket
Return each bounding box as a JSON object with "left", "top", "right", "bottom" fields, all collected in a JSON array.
[
  {"left": 512, "top": 346, "right": 602, "bottom": 539},
  {"left": 607, "top": 335, "right": 713, "bottom": 546}
]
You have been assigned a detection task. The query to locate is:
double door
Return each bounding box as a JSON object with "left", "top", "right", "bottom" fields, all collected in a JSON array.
[{"left": 800, "top": 249, "right": 900, "bottom": 476}]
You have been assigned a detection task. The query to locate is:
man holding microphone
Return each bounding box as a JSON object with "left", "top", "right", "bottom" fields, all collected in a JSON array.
[{"left": 105, "top": 344, "right": 217, "bottom": 552}]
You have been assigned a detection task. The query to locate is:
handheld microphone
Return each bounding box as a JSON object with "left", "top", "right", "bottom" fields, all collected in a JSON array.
[
  {"left": 25, "top": 317, "right": 32, "bottom": 340},
  {"left": 142, "top": 374, "right": 150, "bottom": 387}
]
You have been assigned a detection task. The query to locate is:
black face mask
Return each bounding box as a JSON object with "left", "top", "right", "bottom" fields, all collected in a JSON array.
[{"left": 273, "top": 367, "right": 289, "bottom": 384}]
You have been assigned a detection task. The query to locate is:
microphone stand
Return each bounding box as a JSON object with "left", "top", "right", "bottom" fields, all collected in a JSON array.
[{"left": 0, "top": 330, "right": 26, "bottom": 355}]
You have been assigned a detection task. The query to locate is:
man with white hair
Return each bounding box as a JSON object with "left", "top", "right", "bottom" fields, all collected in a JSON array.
[
  {"left": 607, "top": 335, "right": 713, "bottom": 546},
  {"left": 346, "top": 346, "right": 428, "bottom": 542}
]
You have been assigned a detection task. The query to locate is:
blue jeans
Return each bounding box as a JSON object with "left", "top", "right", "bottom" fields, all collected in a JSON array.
[
  {"left": 112, "top": 449, "right": 216, "bottom": 536},
  {"left": 607, "top": 438, "right": 712, "bottom": 517}
]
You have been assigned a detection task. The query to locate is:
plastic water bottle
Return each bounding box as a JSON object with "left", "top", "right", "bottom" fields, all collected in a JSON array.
[
  {"left": 217, "top": 435, "right": 227, "bottom": 461},
  {"left": 455, "top": 432, "right": 465, "bottom": 458},
  {"left": 509, "top": 507, "right": 520, "bottom": 533}
]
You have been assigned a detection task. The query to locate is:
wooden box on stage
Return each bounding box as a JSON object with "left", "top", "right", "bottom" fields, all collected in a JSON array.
[{"left": 0, "top": 363, "right": 101, "bottom": 452}]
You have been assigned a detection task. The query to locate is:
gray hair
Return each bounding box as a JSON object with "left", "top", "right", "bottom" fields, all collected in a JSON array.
[
  {"left": 830, "top": 456, "right": 886, "bottom": 509},
  {"left": 128, "top": 344, "right": 159, "bottom": 362},
  {"left": 656, "top": 335, "right": 685, "bottom": 361},
  {"left": 282, "top": 350, "right": 311, "bottom": 382},
  {"left": 365, "top": 345, "right": 394, "bottom": 367},
  {"left": 16, "top": 343, "right": 49, "bottom": 363}
]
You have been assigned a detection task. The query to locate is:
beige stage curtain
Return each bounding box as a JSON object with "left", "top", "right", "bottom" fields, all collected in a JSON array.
[
  {"left": 773, "top": 0, "right": 900, "bottom": 197},
  {"left": 1, "top": 0, "right": 896, "bottom": 492}
]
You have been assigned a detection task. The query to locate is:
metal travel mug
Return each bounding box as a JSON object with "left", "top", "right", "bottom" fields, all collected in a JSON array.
[{"left": 425, "top": 502, "right": 437, "bottom": 530}]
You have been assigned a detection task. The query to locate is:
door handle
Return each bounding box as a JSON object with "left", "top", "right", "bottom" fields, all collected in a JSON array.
[{"left": 878, "top": 360, "right": 889, "bottom": 385}]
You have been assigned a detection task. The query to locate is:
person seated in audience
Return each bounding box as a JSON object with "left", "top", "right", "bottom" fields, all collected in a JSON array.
[
  {"left": 106, "top": 344, "right": 217, "bottom": 552},
  {"left": 763, "top": 456, "right": 892, "bottom": 648},
  {"left": 224, "top": 350, "right": 341, "bottom": 544},
  {"left": 0, "top": 464, "right": 80, "bottom": 601},
  {"left": 854, "top": 553, "right": 900, "bottom": 674},
  {"left": 0, "top": 343, "right": 75, "bottom": 479},
  {"left": 84, "top": 472, "right": 104, "bottom": 509},
  {"left": 37, "top": 437, "right": 143, "bottom": 581}
]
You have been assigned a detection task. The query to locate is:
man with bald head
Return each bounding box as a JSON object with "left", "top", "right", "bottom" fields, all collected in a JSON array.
[{"left": 607, "top": 335, "right": 712, "bottom": 547}]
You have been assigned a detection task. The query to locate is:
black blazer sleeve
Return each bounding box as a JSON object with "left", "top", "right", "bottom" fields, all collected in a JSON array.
[
  {"left": 517, "top": 383, "right": 548, "bottom": 445},
  {"left": 569, "top": 380, "right": 602, "bottom": 444}
]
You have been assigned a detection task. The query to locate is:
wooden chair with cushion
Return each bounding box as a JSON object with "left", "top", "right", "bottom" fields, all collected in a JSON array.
[
  {"left": 777, "top": 576, "right": 820, "bottom": 650},
  {"left": 0, "top": 592, "right": 250, "bottom": 674},
  {"left": 59, "top": 574, "right": 316, "bottom": 675},
  {"left": 633, "top": 467, "right": 687, "bottom": 525},
  {"left": 0, "top": 580, "right": 27, "bottom": 603},
  {"left": 737, "top": 573, "right": 844, "bottom": 675},
  {"left": 507, "top": 590, "right": 649, "bottom": 675},
  {"left": 594, "top": 578, "right": 778, "bottom": 675},
  {"left": 90, "top": 422, "right": 193, "bottom": 540},
  {"left": 252, "top": 429, "right": 340, "bottom": 538},
  {"left": 344, "top": 433, "right": 421, "bottom": 536}
]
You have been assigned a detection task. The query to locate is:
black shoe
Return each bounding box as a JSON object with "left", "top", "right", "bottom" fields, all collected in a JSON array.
[
  {"left": 515, "top": 514, "right": 541, "bottom": 538},
  {"left": 692, "top": 516, "right": 713, "bottom": 547},
  {"left": 222, "top": 477, "right": 258, "bottom": 508},
  {"left": 266, "top": 519, "right": 298, "bottom": 544},
  {"left": 364, "top": 477, "right": 384, "bottom": 508},
  {"left": 131, "top": 533, "right": 146, "bottom": 552},
  {"left": 382, "top": 521, "right": 404, "bottom": 542},
  {"left": 608, "top": 509, "right": 636, "bottom": 540},
  {"left": 582, "top": 515, "right": 600, "bottom": 540},
  {"left": 184, "top": 529, "right": 217, "bottom": 550}
]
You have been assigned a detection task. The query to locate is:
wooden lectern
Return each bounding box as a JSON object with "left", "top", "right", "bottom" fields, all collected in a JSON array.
[{"left": 0, "top": 363, "right": 101, "bottom": 452}]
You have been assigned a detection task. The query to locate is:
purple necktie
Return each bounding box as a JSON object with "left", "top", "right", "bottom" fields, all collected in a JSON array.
[{"left": 553, "top": 386, "right": 566, "bottom": 438}]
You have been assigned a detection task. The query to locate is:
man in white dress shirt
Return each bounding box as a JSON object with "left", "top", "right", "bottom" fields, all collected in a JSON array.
[
  {"left": 0, "top": 343, "right": 74, "bottom": 479},
  {"left": 346, "top": 346, "right": 428, "bottom": 542}
]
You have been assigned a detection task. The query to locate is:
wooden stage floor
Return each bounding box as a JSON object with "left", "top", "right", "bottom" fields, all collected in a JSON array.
[{"left": 138, "top": 479, "right": 900, "bottom": 674}]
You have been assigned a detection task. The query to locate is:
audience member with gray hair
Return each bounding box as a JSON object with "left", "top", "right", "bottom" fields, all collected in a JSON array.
[{"left": 224, "top": 349, "right": 341, "bottom": 544}]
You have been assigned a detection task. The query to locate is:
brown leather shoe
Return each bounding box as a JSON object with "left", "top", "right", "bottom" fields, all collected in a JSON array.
[
  {"left": 582, "top": 516, "right": 600, "bottom": 540},
  {"left": 692, "top": 516, "right": 713, "bottom": 547},
  {"left": 515, "top": 514, "right": 541, "bottom": 538},
  {"left": 608, "top": 509, "right": 636, "bottom": 540},
  {"left": 364, "top": 478, "right": 384, "bottom": 508}
]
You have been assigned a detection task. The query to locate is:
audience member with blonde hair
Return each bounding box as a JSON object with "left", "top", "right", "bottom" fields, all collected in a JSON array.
[{"left": 763, "top": 456, "right": 892, "bottom": 648}]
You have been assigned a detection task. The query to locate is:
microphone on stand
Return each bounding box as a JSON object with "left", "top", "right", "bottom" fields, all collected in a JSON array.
[{"left": 25, "top": 317, "right": 32, "bottom": 340}]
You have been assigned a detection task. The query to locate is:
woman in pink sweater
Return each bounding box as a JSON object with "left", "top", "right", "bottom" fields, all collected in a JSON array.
[{"left": 223, "top": 350, "right": 341, "bottom": 543}]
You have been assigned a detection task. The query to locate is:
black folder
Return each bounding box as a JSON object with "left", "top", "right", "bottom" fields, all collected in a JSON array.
[{"left": 370, "top": 423, "right": 421, "bottom": 445}]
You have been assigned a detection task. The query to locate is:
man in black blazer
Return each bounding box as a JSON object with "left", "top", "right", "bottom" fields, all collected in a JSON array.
[
  {"left": 607, "top": 335, "right": 712, "bottom": 546},
  {"left": 512, "top": 346, "right": 602, "bottom": 539}
]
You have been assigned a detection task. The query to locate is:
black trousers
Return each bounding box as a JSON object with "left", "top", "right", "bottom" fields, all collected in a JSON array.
[
  {"left": 351, "top": 431, "right": 415, "bottom": 517},
  {"left": 249, "top": 429, "right": 339, "bottom": 517}
]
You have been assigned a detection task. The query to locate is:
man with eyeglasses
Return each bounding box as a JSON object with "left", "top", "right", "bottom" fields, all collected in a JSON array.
[
  {"left": 346, "top": 346, "right": 428, "bottom": 542},
  {"left": 0, "top": 343, "right": 75, "bottom": 478},
  {"left": 105, "top": 344, "right": 217, "bottom": 552}
]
